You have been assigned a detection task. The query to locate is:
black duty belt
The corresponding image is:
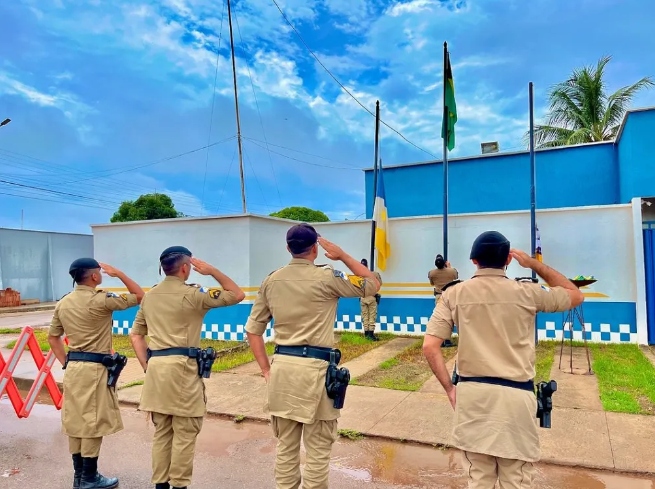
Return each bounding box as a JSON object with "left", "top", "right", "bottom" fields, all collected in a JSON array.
[
  {"left": 67, "top": 351, "right": 112, "bottom": 365},
  {"left": 147, "top": 347, "right": 200, "bottom": 361},
  {"left": 274, "top": 345, "right": 341, "bottom": 365},
  {"left": 459, "top": 376, "right": 534, "bottom": 392}
]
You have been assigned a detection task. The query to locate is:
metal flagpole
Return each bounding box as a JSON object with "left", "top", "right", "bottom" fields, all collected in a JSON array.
[
  {"left": 370, "top": 101, "right": 380, "bottom": 271},
  {"left": 443, "top": 42, "right": 449, "bottom": 261},
  {"left": 529, "top": 82, "right": 536, "bottom": 279}
]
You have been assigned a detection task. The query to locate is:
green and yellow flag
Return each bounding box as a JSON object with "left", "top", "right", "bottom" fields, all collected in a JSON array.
[{"left": 441, "top": 51, "right": 457, "bottom": 151}]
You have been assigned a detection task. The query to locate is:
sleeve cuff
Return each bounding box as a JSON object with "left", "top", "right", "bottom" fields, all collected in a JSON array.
[{"left": 245, "top": 320, "right": 267, "bottom": 336}]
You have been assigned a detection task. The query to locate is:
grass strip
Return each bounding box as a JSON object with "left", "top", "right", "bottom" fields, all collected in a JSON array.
[
  {"left": 212, "top": 343, "right": 276, "bottom": 372},
  {"left": 590, "top": 343, "right": 655, "bottom": 415},
  {"left": 0, "top": 328, "right": 23, "bottom": 334},
  {"left": 353, "top": 339, "right": 457, "bottom": 391},
  {"left": 335, "top": 332, "right": 395, "bottom": 364},
  {"left": 535, "top": 341, "right": 557, "bottom": 385}
]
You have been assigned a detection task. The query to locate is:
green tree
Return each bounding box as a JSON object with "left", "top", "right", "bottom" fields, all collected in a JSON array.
[
  {"left": 270, "top": 206, "right": 330, "bottom": 222},
  {"left": 110, "top": 193, "right": 184, "bottom": 223},
  {"left": 531, "top": 56, "right": 653, "bottom": 148}
]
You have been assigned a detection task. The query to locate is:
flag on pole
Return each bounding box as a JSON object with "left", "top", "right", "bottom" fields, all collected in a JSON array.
[
  {"left": 373, "top": 162, "right": 391, "bottom": 271},
  {"left": 535, "top": 224, "right": 543, "bottom": 262},
  {"left": 441, "top": 50, "right": 457, "bottom": 151}
]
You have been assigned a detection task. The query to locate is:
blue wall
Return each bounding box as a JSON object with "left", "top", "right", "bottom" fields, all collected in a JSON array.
[
  {"left": 618, "top": 110, "right": 655, "bottom": 202},
  {"left": 365, "top": 109, "right": 655, "bottom": 218},
  {"left": 365, "top": 143, "right": 619, "bottom": 218},
  {"left": 110, "top": 298, "right": 638, "bottom": 344}
]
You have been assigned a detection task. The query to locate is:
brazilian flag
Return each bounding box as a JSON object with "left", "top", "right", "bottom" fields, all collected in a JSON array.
[{"left": 441, "top": 51, "right": 457, "bottom": 151}]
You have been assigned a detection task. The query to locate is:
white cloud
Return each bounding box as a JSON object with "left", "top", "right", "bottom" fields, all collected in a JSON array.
[{"left": 386, "top": 0, "right": 437, "bottom": 17}]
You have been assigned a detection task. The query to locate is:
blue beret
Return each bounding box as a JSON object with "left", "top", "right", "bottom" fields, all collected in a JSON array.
[
  {"left": 470, "top": 231, "right": 510, "bottom": 267},
  {"left": 69, "top": 258, "right": 100, "bottom": 275},
  {"left": 286, "top": 224, "right": 320, "bottom": 254},
  {"left": 160, "top": 246, "right": 192, "bottom": 262}
]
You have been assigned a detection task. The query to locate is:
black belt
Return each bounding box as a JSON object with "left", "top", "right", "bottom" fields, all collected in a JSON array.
[
  {"left": 147, "top": 347, "right": 200, "bottom": 361},
  {"left": 67, "top": 352, "right": 111, "bottom": 365},
  {"left": 459, "top": 376, "right": 534, "bottom": 392},
  {"left": 274, "top": 345, "right": 341, "bottom": 365}
]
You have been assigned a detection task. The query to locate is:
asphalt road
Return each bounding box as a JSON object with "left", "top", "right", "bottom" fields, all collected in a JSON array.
[
  {"left": 0, "top": 311, "right": 53, "bottom": 329},
  {"left": 2, "top": 400, "right": 655, "bottom": 489}
]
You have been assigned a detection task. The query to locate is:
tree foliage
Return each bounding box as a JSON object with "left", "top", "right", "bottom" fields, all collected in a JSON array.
[
  {"left": 110, "top": 193, "right": 185, "bottom": 223},
  {"left": 529, "top": 56, "right": 653, "bottom": 149},
  {"left": 270, "top": 206, "right": 330, "bottom": 223}
]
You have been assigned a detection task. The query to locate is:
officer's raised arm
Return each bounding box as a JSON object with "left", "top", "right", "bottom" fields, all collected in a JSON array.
[
  {"left": 189, "top": 257, "right": 246, "bottom": 308},
  {"left": 509, "top": 248, "right": 583, "bottom": 310},
  {"left": 318, "top": 237, "right": 380, "bottom": 297},
  {"left": 98, "top": 262, "right": 143, "bottom": 309}
]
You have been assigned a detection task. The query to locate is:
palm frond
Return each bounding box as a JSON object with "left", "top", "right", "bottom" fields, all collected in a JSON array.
[
  {"left": 533, "top": 124, "right": 575, "bottom": 149},
  {"left": 603, "top": 76, "right": 655, "bottom": 130}
]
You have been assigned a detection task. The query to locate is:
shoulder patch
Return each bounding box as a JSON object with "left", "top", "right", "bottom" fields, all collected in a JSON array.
[
  {"left": 347, "top": 275, "right": 365, "bottom": 288},
  {"left": 333, "top": 269, "right": 347, "bottom": 280},
  {"left": 106, "top": 292, "right": 119, "bottom": 298},
  {"left": 540, "top": 284, "right": 550, "bottom": 292},
  {"left": 197, "top": 286, "right": 222, "bottom": 299},
  {"left": 515, "top": 277, "right": 538, "bottom": 283}
]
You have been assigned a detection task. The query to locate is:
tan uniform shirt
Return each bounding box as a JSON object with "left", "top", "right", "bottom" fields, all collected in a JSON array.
[
  {"left": 132, "top": 276, "right": 241, "bottom": 418},
  {"left": 246, "top": 259, "right": 377, "bottom": 424},
  {"left": 428, "top": 267, "right": 459, "bottom": 294},
  {"left": 49, "top": 285, "right": 138, "bottom": 438},
  {"left": 426, "top": 268, "right": 572, "bottom": 462},
  {"left": 361, "top": 271, "right": 382, "bottom": 305}
]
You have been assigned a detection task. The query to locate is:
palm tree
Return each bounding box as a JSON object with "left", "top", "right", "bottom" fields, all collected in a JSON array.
[{"left": 531, "top": 56, "right": 653, "bottom": 148}]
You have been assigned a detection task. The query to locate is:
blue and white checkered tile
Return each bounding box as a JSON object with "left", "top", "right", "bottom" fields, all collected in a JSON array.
[
  {"left": 112, "top": 320, "right": 131, "bottom": 336},
  {"left": 333, "top": 315, "right": 458, "bottom": 336},
  {"left": 200, "top": 323, "right": 246, "bottom": 342},
  {"left": 538, "top": 321, "right": 637, "bottom": 343}
]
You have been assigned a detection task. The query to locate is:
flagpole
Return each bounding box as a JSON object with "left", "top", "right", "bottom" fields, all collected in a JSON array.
[
  {"left": 370, "top": 100, "right": 380, "bottom": 271},
  {"left": 529, "top": 82, "right": 536, "bottom": 280},
  {"left": 443, "top": 42, "right": 449, "bottom": 261}
]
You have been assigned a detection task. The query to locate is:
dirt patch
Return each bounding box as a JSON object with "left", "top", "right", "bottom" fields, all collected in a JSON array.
[{"left": 353, "top": 340, "right": 457, "bottom": 391}]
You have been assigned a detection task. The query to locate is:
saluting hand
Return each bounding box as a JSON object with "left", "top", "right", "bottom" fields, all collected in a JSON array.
[
  {"left": 318, "top": 237, "right": 344, "bottom": 261},
  {"left": 190, "top": 257, "right": 216, "bottom": 276},
  {"left": 99, "top": 263, "right": 121, "bottom": 278},
  {"left": 509, "top": 249, "right": 534, "bottom": 268}
]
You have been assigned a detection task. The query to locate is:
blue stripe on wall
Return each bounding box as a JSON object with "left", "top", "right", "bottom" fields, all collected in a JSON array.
[{"left": 112, "top": 298, "right": 637, "bottom": 343}]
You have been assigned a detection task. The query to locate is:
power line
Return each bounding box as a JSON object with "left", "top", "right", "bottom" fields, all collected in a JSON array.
[
  {"left": 233, "top": 5, "right": 283, "bottom": 208},
  {"left": 0, "top": 190, "right": 115, "bottom": 211},
  {"left": 269, "top": 0, "right": 438, "bottom": 160},
  {"left": 241, "top": 136, "right": 360, "bottom": 167},
  {"left": 244, "top": 139, "right": 360, "bottom": 170},
  {"left": 242, "top": 145, "right": 271, "bottom": 212},
  {"left": 201, "top": 0, "right": 226, "bottom": 214}
]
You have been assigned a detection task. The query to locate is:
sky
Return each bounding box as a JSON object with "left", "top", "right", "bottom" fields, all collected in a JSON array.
[{"left": 0, "top": 0, "right": 654, "bottom": 234}]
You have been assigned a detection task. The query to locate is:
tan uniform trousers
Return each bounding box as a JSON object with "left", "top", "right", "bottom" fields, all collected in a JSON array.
[
  {"left": 272, "top": 416, "right": 338, "bottom": 489},
  {"left": 461, "top": 451, "right": 535, "bottom": 489},
  {"left": 151, "top": 413, "right": 204, "bottom": 487},
  {"left": 360, "top": 300, "right": 378, "bottom": 332},
  {"left": 69, "top": 436, "right": 103, "bottom": 458}
]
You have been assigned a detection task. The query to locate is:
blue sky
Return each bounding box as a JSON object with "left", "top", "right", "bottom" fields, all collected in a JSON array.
[{"left": 0, "top": 0, "right": 654, "bottom": 233}]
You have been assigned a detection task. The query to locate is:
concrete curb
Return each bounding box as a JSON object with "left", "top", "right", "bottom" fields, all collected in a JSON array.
[{"left": 0, "top": 305, "right": 56, "bottom": 315}]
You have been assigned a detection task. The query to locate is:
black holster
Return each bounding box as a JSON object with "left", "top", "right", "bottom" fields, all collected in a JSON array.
[
  {"left": 197, "top": 347, "right": 217, "bottom": 378},
  {"left": 374, "top": 294, "right": 381, "bottom": 305},
  {"left": 65, "top": 351, "right": 127, "bottom": 388},
  {"left": 106, "top": 353, "right": 128, "bottom": 388},
  {"left": 147, "top": 347, "right": 216, "bottom": 378},
  {"left": 325, "top": 350, "right": 350, "bottom": 409},
  {"left": 536, "top": 380, "right": 557, "bottom": 429}
]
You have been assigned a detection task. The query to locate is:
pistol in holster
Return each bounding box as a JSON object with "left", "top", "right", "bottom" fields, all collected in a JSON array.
[
  {"left": 451, "top": 361, "right": 460, "bottom": 386},
  {"left": 374, "top": 294, "right": 381, "bottom": 305},
  {"left": 325, "top": 350, "right": 350, "bottom": 409},
  {"left": 196, "top": 347, "right": 217, "bottom": 378},
  {"left": 536, "top": 380, "right": 557, "bottom": 429},
  {"left": 104, "top": 353, "right": 128, "bottom": 388}
]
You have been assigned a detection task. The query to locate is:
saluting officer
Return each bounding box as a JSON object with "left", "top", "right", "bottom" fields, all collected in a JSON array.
[
  {"left": 359, "top": 258, "right": 383, "bottom": 341},
  {"left": 245, "top": 224, "right": 380, "bottom": 489},
  {"left": 48, "top": 259, "right": 144, "bottom": 489},
  {"left": 129, "top": 246, "right": 245, "bottom": 489},
  {"left": 423, "top": 232, "right": 583, "bottom": 489},
  {"left": 428, "top": 254, "right": 458, "bottom": 302}
]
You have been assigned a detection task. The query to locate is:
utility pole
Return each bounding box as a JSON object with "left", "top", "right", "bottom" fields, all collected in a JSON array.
[{"left": 227, "top": 0, "right": 247, "bottom": 213}]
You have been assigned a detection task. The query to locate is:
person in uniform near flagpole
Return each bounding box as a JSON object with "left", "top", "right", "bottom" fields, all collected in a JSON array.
[
  {"left": 48, "top": 259, "right": 144, "bottom": 489},
  {"left": 428, "top": 254, "right": 458, "bottom": 302},
  {"left": 129, "top": 246, "right": 245, "bottom": 489},
  {"left": 245, "top": 224, "right": 380, "bottom": 489},
  {"left": 423, "top": 231, "right": 583, "bottom": 489},
  {"left": 359, "top": 258, "right": 383, "bottom": 341}
]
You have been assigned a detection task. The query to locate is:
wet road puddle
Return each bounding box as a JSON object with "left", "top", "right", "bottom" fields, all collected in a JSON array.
[{"left": 3, "top": 399, "right": 655, "bottom": 488}]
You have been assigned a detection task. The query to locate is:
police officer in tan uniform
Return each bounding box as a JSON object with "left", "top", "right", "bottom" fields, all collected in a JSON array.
[
  {"left": 129, "top": 246, "right": 245, "bottom": 489},
  {"left": 48, "top": 258, "right": 144, "bottom": 489},
  {"left": 428, "top": 254, "right": 458, "bottom": 301},
  {"left": 359, "top": 258, "right": 383, "bottom": 341},
  {"left": 245, "top": 224, "right": 380, "bottom": 489},
  {"left": 422, "top": 232, "right": 583, "bottom": 489}
]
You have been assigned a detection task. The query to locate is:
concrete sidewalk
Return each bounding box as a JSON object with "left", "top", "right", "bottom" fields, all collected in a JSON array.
[
  {"left": 0, "top": 302, "right": 56, "bottom": 315},
  {"left": 8, "top": 347, "right": 655, "bottom": 475}
]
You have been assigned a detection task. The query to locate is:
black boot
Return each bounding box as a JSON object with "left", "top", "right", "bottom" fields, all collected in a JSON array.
[
  {"left": 72, "top": 453, "right": 83, "bottom": 489},
  {"left": 80, "top": 457, "right": 118, "bottom": 489},
  {"left": 368, "top": 331, "right": 380, "bottom": 341},
  {"left": 155, "top": 484, "right": 170, "bottom": 489}
]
